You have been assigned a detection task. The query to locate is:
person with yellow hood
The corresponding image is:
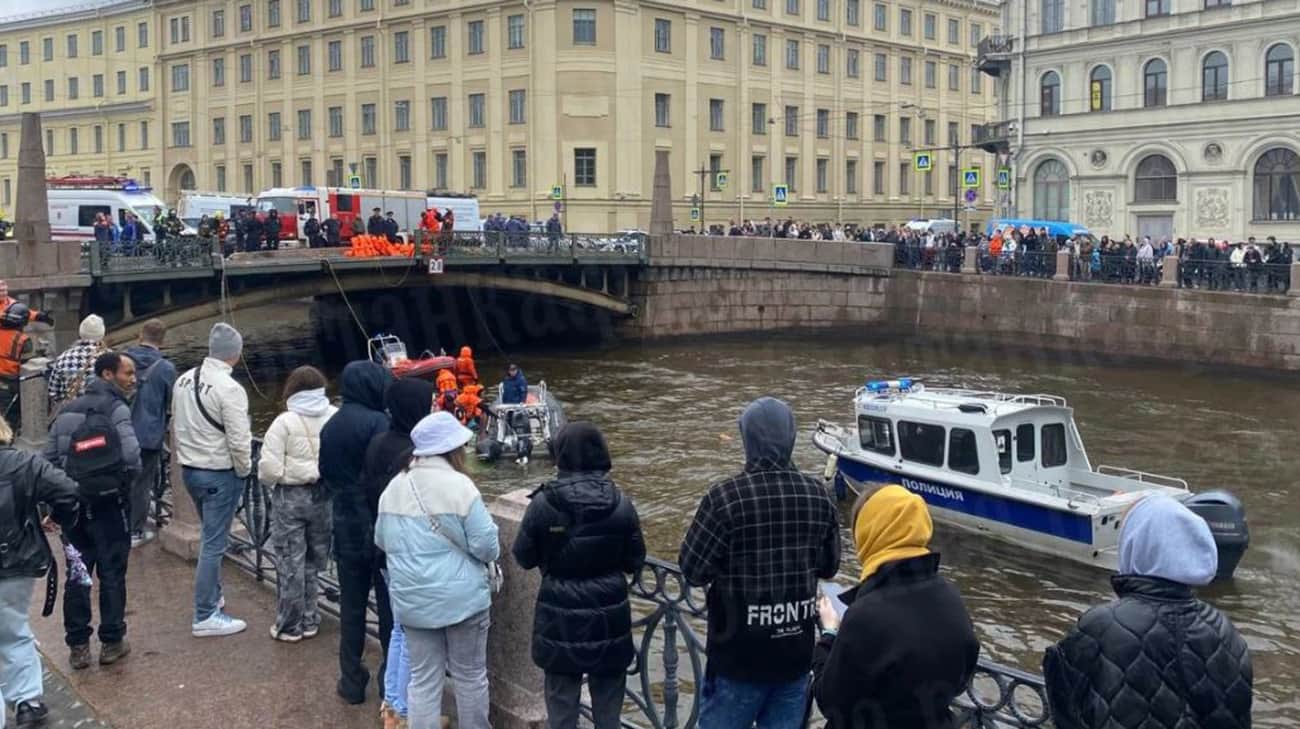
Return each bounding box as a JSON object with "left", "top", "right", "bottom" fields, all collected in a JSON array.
[{"left": 812, "top": 485, "right": 980, "bottom": 729}]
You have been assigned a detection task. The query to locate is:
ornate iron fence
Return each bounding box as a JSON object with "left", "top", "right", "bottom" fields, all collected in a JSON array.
[{"left": 83, "top": 236, "right": 218, "bottom": 275}]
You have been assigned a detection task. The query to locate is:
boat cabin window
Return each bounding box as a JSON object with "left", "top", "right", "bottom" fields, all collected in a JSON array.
[
  {"left": 898, "top": 421, "right": 945, "bottom": 467},
  {"left": 1016, "top": 423, "right": 1035, "bottom": 463},
  {"left": 948, "top": 428, "right": 980, "bottom": 475},
  {"left": 994, "top": 429, "right": 1012, "bottom": 474},
  {"left": 1041, "top": 423, "right": 1067, "bottom": 468},
  {"left": 857, "top": 416, "right": 895, "bottom": 456}
]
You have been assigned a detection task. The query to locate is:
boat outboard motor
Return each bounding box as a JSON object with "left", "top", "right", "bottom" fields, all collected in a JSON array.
[
  {"left": 1178, "top": 490, "right": 1249, "bottom": 581},
  {"left": 510, "top": 410, "right": 533, "bottom": 464}
]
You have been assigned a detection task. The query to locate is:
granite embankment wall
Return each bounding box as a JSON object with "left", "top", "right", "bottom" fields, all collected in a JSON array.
[
  {"left": 631, "top": 235, "right": 1300, "bottom": 370},
  {"left": 627, "top": 234, "right": 894, "bottom": 337}
]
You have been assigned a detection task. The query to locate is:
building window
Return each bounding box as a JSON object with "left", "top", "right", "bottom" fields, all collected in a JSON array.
[
  {"left": 971, "top": 22, "right": 983, "bottom": 46},
  {"left": 754, "top": 0, "right": 767, "bottom": 8},
  {"left": 846, "top": 159, "right": 857, "bottom": 194},
  {"left": 329, "top": 106, "right": 343, "bottom": 137},
  {"left": 899, "top": 116, "right": 911, "bottom": 144},
  {"left": 239, "top": 115, "right": 253, "bottom": 142},
  {"left": 900, "top": 56, "right": 912, "bottom": 85},
  {"left": 785, "top": 105, "right": 799, "bottom": 136},
  {"left": 1143, "top": 58, "right": 1167, "bottom": 107},
  {"left": 467, "top": 21, "right": 484, "bottom": 54},
  {"left": 434, "top": 153, "right": 448, "bottom": 189},
  {"left": 394, "top": 31, "right": 410, "bottom": 63},
  {"left": 499, "top": 89, "right": 523, "bottom": 124},
  {"left": 1040, "top": 71, "right": 1060, "bottom": 116},
  {"left": 0, "top": 87, "right": 6, "bottom": 107},
  {"left": 268, "top": 0, "right": 281, "bottom": 27},
  {"left": 923, "top": 13, "right": 936, "bottom": 39},
  {"left": 785, "top": 156, "right": 798, "bottom": 191},
  {"left": 1205, "top": 0, "right": 1230, "bottom": 6},
  {"left": 430, "top": 26, "right": 447, "bottom": 58},
  {"left": 815, "top": 158, "right": 828, "bottom": 192},
  {"left": 874, "top": 53, "right": 887, "bottom": 81},
  {"left": 900, "top": 9, "right": 912, "bottom": 36},
  {"left": 271, "top": 161, "right": 283, "bottom": 188},
  {"left": 511, "top": 149, "right": 527, "bottom": 188},
  {"left": 172, "top": 63, "right": 190, "bottom": 91},
  {"left": 431, "top": 97, "right": 447, "bottom": 130},
  {"left": 92, "top": 31, "right": 103, "bottom": 55},
  {"left": 1091, "top": 0, "right": 1115, "bottom": 25},
  {"left": 394, "top": 101, "right": 410, "bottom": 131},
  {"left": 117, "top": 124, "right": 125, "bottom": 151},
  {"left": 924, "top": 60, "right": 936, "bottom": 88},
  {"left": 1202, "top": 52, "right": 1228, "bottom": 101},
  {"left": 213, "top": 117, "right": 226, "bottom": 144},
  {"left": 268, "top": 112, "right": 282, "bottom": 141},
  {"left": 325, "top": 39, "right": 340, "bottom": 71},
  {"left": 710, "top": 27, "right": 725, "bottom": 59},
  {"left": 68, "top": 77, "right": 79, "bottom": 100},
  {"left": 1253, "top": 148, "right": 1300, "bottom": 220},
  {"left": 873, "top": 3, "right": 886, "bottom": 30},
  {"left": 361, "top": 103, "right": 376, "bottom": 135},
  {"left": 1134, "top": 154, "right": 1177, "bottom": 201},
  {"left": 243, "top": 164, "right": 254, "bottom": 193},
  {"left": 468, "top": 93, "right": 485, "bottom": 127},
  {"left": 43, "top": 80, "right": 53, "bottom": 103},
  {"left": 240, "top": 4, "right": 253, "bottom": 32},
  {"left": 20, "top": 83, "right": 29, "bottom": 105},
  {"left": 363, "top": 157, "right": 377, "bottom": 186},
  {"left": 399, "top": 155, "right": 412, "bottom": 190},
  {"left": 787, "top": 0, "right": 801, "bottom": 14},
  {"left": 41, "top": 38, "right": 52, "bottom": 62},
  {"left": 1042, "top": 0, "right": 1063, "bottom": 32},
  {"left": 508, "top": 15, "right": 526, "bottom": 49},
  {"left": 302, "top": 159, "right": 314, "bottom": 187},
  {"left": 268, "top": 49, "right": 281, "bottom": 79},
  {"left": 171, "top": 121, "right": 191, "bottom": 147},
  {"left": 817, "top": 0, "right": 831, "bottom": 21},
  {"left": 710, "top": 99, "right": 725, "bottom": 131},
  {"left": 575, "top": 148, "right": 597, "bottom": 186},
  {"left": 297, "top": 45, "right": 311, "bottom": 75},
  {"left": 66, "top": 33, "right": 79, "bottom": 58},
  {"left": 752, "top": 103, "right": 767, "bottom": 135},
  {"left": 212, "top": 58, "right": 225, "bottom": 86},
  {"left": 69, "top": 128, "right": 78, "bottom": 155},
  {"left": 899, "top": 162, "right": 910, "bottom": 195},
  {"left": 45, "top": 130, "right": 53, "bottom": 156},
  {"left": 948, "top": 18, "right": 959, "bottom": 44},
  {"left": 216, "top": 165, "right": 226, "bottom": 191},
  {"left": 168, "top": 16, "right": 191, "bottom": 44},
  {"left": 923, "top": 119, "right": 935, "bottom": 145},
  {"left": 1266, "top": 44, "right": 1294, "bottom": 97},
  {"left": 140, "top": 120, "right": 149, "bottom": 149},
  {"left": 18, "top": 41, "right": 28, "bottom": 65},
  {"left": 947, "top": 121, "right": 958, "bottom": 146},
  {"left": 115, "top": 26, "right": 125, "bottom": 52},
  {"left": 360, "top": 35, "right": 375, "bottom": 66},
  {"left": 786, "top": 39, "right": 800, "bottom": 69},
  {"left": 239, "top": 54, "right": 252, "bottom": 82},
  {"left": 329, "top": 0, "right": 341, "bottom": 16},
  {"left": 873, "top": 114, "right": 886, "bottom": 142},
  {"left": 117, "top": 70, "right": 126, "bottom": 94},
  {"left": 846, "top": 112, "right": 859, "bottom": 139},
  {"left": 847, "top": 0, "right": 860, "bottom": 25},
  {"left": 847, "top": 49, "right": 860, "bottom": 77},
  {"left": 816, "top": 44, "right": 830, "bottom": 74},
  {"left": 361, "top": 0, "right": 376, "bottom": 10},
  {"left": 751, "top": 156, "right": 765, "bottom": 193},
  {"left": 654, "top": 19, "right": 671, "bottom": 53},
  {"left": 654, "top": 93, "right": 670, "bottom": 127},
  {"left": 1032, "top": 158, "right": 1070, "bottom": 218},
  {"left": 472, "top": 151, "right": 486, "bottom": 188},
  {"left": 752, "top": 34, "right": 767, "bottom": 65},
  {"left": 816, "top": 108, "right": 829, "bottom": 138},
  {"left": 297, "top": 0, "right": 310, "bottom": 22},
  {"left": 1090, "top": 65, "right": 1112, "bottom": 110},
  {"left": 873, "top": 161, "right": 885, "bottom": 195},
  {"left": 573, "top": 9, "right": 596, "bottom": 45},
  {"left": 1145, "top": 0, "right": 1169, "bottom": 15}
]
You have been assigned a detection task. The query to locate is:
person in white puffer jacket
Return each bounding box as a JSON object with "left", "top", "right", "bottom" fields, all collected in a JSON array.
[{"left": 259, "top": 366, "right": 338, "bottom": 642}]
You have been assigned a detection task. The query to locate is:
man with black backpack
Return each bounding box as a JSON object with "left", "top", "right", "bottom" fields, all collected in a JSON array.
[
  {"left": 124, "top": 319, "right": 177, "bottom": 548},
  {"left": 43, "top": 351, "right": 141, "bottom": 671}
]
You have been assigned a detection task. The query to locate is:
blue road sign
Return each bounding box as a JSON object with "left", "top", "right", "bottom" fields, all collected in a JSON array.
[
  {"left": 996, "top": 167, "right": 1011, "bottom": 189},
  {"left": 773, "top": 184, "right": 789, "bottom": 206},
  {"left": 914, "top": 152, "right": 933, "bottom": 172},
  {"left": 962, "top": 168, "right": 981, "bottom": 188}
]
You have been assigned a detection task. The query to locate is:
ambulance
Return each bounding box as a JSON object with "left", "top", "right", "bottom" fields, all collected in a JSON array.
[
  {"left": 46, "top": 176, "right": 178, "bottom": 243},
  {"left": 254, "top": 186, "right": 482, "bottom": 244}
]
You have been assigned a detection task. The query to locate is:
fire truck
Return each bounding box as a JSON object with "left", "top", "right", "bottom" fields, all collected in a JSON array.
[
  {"left": 46, "top": 176, "right": 179, "bottom": 243},
  {"left": 254, "top": 186, "right": 482, "bottom": 244}
]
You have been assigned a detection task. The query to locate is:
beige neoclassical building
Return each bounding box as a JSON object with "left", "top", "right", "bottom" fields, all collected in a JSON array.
[{"left": 4, "top": 0, "right": 1001, "bottom": 232}]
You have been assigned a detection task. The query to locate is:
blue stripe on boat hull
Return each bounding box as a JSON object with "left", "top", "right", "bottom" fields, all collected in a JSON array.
[{"left": 837, "top": 457, "right": 1094, "bottom": 545}]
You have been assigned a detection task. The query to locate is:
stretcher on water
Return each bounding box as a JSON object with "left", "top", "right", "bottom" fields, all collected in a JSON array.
[
  {"left": 368, "top": 334, "right": 456, "bottom": 380},
  {"left": 812, "top": 378, "right": 1249, "bottom": 580},
  {"left": 476, "top": 382, "right": 566, "bottom": 465}
]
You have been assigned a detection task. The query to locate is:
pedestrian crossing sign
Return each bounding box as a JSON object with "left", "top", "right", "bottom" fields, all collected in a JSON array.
[
  {"left": 996, "top": 167, "right": 1011, "bottom": 190},
  {"left": 551, "top": 185, "right": 563, "bottom": 200},
  {"left": 963, "top": 168, "right": 982, "bottom": 188},
  {"left": 773, "top": 184, "right": 789, "bottom": 206},
  {"left": 690, "top": 207, "right": 701, "bottom": 222},
  {"left": 914, "top": 152, "right": 933, "bottom": 172},
  {"left": 348, "top": 175, "right": 362, "bottom": 189},
  {"left": 716, "top": 172, "right": 729, "bottom": 189}
]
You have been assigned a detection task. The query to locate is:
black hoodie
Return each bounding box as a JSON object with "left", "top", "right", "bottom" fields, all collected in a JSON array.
[
  {"left": 361, "top": 377, "right": 435, "bottom": 522},
  {"left": 513, "top": 423, "right": 647, "bottom": 675},
  {"left": 320, "top": 361, "right": 391, "bottom": 559}
]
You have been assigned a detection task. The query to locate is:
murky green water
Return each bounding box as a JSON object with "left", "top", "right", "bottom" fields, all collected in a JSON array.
[{"left": 165, "top": 301, "right": 1300, "bottom": 726}]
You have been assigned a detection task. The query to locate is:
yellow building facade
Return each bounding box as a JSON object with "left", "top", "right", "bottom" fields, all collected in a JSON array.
[
  {"left": 5, "top": 0, "right": 1000, "bottom": 232},
  {"left": 0, "top": 1, "right": 161, "bottom": 210}
]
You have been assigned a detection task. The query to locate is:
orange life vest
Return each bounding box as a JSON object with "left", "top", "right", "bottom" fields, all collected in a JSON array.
[
  {"left": 435, "top": 368, "right": 458, "bottom": 394},
  {"left": 0, "top": 328, "right": 30, "bottom": 379}
]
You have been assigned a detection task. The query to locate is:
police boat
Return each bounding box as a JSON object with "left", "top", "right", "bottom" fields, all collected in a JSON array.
[
  {"left": 475, "top": 381, "right": 566, "bottom": 465},
  {"left": 813, "top": 379, "right": 1249, "bottom": 580}
]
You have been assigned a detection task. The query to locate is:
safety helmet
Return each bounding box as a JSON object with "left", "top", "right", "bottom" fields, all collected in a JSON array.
[{"left": 1, "top": 302, "right": 30, "bottom": 330}]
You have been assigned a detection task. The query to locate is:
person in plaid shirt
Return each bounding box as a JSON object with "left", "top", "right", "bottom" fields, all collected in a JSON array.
[
  {"left": 45, "top": 315, "right": 107, "bottom": 407},
  {"left": 679, "top": 397, "right": 840, "bottom": 729}
]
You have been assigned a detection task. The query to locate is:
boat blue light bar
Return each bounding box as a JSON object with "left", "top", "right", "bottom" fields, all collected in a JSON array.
[{"left": 866, "top": 378, "right": 913, "bottom": 392}]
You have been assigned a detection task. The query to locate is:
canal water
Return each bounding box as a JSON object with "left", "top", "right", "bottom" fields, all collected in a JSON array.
[{"left": 165, "top": 301, "right": 1300, "bottom": 726}]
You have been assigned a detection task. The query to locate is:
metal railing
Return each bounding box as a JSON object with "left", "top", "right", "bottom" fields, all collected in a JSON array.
[
  {"left": 1176, "top": 260, "right": 1291, "bottom": 294},
  {"left": 976, "top": 249, "right": 1058, "bottom": 278},
  {"left": 977, "top": 34, "right": 1015, "bottom": 58},
  {"left": 83, "top": 236, "right": 217, "bottom": 275}
]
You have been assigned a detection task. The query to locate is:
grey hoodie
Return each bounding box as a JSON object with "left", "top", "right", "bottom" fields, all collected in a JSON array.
[
  {"left": 1118, "top": 493, "right": 1218, "bottom": 586},
  {"left": 739, "top": 396, "right": 797, "bottom": 471}
]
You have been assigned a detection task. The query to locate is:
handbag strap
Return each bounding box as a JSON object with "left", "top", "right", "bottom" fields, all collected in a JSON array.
[
  {"left": 404, "top": 472, "right": 477, "bottom": 564},
  {"left": 193, "top": 364, "right": 226, "bottom": 434},
  {"left": 293, "top": 413, "right": 318, "bottom": 462}
]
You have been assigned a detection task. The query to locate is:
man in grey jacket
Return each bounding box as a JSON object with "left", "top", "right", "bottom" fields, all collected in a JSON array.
[{"left": 45, "top": 351, "right": 141, "bottom": 671}]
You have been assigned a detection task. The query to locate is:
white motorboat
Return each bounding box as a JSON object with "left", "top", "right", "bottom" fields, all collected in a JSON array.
[
  {"left": 475, "top": 381, "right": 566, "bottom": 465},
  {"left": 813, "top": 379, "right": 1249, "bottom": 580}
]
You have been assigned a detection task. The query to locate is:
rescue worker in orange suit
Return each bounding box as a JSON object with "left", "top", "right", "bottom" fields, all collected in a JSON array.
[
  {"left": 0, "top": 280, "right": 52, "bottom": 382},
  {"left": 454, "top": 384, "right": 485, "bottom": 429},
  {"left": 454, "top": 346, "right": 478, "bottom": 389},
  {"left": 435, "top": 368, "right": 459, "bottom": 413}
]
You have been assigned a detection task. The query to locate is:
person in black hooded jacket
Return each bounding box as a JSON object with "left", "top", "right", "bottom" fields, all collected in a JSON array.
[
  {"left": 319, "top": 360, "right": 392, "bottom": 704},
  {"left": 513, "top": 422, "right": 646, "bottom": 729}
]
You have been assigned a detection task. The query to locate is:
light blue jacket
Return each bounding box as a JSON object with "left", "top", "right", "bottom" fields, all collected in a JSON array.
[{"left": 375, "top": 456, "right": 500, "bottom": 629}]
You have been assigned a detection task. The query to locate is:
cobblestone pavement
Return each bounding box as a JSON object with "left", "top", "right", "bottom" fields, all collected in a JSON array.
[{"left": 1, "top": 665, "right": 114, "bottom": 728}]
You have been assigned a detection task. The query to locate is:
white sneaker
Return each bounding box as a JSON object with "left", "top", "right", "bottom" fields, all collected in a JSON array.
[
  {"left": 192, "top": 612, "right": 247, "bottom": 638},
  {"left": 269, "top": 624, "right": 302, "bottom": 643}
]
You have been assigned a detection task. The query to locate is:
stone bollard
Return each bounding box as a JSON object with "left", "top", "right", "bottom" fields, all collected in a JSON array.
[
  {"left": 1291, "top": 262, "right": 1300, "bottom": 297},
  {"left": 1053, "top": 249, "right": 1071, "bottom": 281},
  {"left": 962, "top": 246, "right": 978, "bottom": 274},
  {"left": 159, "top": 427, "right": 203, "bottom": 561},
  {"left": 15, "top": 357, "right": 49, "bottom": 451},
  {"left": 486, "top": 489, "right": 547, "bottom": 729},
  {"left": 1159, "top": 255, "right": 1181, "bottom": 288}
]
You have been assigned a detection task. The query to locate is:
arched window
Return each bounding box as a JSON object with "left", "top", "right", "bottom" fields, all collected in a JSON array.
[
  {"left": 180, "top": 169, "right": 196, "bottom": 191},
  {"left": 1089, "top": 66, "right": 1112, "bottom": 111},
  {"left": 1253, "top": 148, "right": 1300, "bottom": 221},
  {"left": 1033, "top": 158, "right": 1070, "bottom": 220},
  {"left": 1135, "top": 154, "right": 1177, "bottom": 202},
  {"left": 1266, "top": 44, "right": 1294, "bottom": 97},
  {"left": 1040, "top": 71, "right": 1061, "bottom": 116},
  {"left": 1202, "top": 51, "right": 1228, "bottom": 101},
  {"left": 1143, "top": 59, "right": 1168, "bottom": 107}
]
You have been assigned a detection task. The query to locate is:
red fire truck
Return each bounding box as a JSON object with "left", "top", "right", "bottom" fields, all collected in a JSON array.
[{"left": 254, "top": 186, "right": 481, "bottom": 244}]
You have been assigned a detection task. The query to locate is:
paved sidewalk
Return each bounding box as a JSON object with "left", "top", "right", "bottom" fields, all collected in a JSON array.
[{"left": 27, "top": 543, "right": 383, "bottom": 729}]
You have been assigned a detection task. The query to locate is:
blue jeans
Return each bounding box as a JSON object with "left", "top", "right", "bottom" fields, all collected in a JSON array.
[
  {"left": 698, "top": 672, "right": 809, "bottom": 729},
  {"left": 0, "top": 578, "right": 42, "bottom": 714},
  {"left": 385, "top": 622, "right": 411, "bottom": 716},
  {"left": 182, "top": 467, "right": 244, "bottom": 623}
]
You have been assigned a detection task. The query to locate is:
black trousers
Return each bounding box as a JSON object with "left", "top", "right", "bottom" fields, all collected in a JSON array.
[
  {"left": 335, "top": 550, "right": 393, "bottom": 703},
  {"left": 64, "top": 496, "right": 130, "bottom": 647}
]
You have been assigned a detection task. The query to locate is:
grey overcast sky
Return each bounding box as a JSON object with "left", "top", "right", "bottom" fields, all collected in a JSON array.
[{"left": 0, "top": 0, "right": 97, "bottom": 22}]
